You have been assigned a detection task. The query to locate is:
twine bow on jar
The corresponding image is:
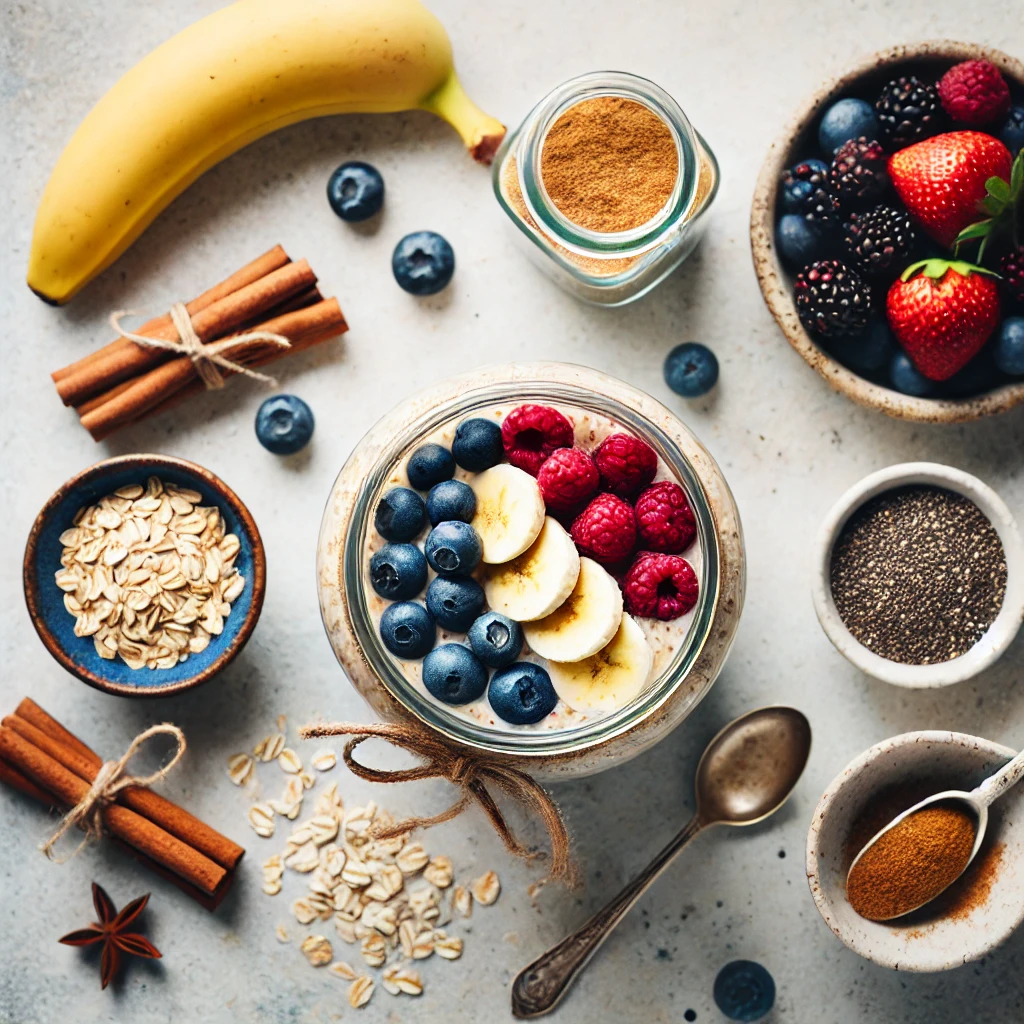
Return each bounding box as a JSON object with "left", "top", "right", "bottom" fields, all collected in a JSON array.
[{"left": 299, "top": 721, "right": 577, "bottom": 886}]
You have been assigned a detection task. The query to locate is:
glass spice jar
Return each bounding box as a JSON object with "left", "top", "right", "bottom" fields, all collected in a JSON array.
[{"left": 493, "top": 71, "right": 720, "bottom": 307}]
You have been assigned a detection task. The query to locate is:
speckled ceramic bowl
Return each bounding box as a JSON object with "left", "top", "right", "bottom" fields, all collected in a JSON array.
[
  {"left": 23, "top": 454, "right": 265, "bottom": 697},
  {"left": 751, "top": 41, "right": 1024, "bottom": 423},
  {"left": 807, "top": 730, "right": 1024, "bottom": 972}
]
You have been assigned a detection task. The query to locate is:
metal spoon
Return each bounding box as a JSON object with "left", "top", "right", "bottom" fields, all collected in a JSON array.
[
  {"left": 846, "top": 744, "right": 1024, "bottom": 921},
  {"left": 510, "top": 706, "right": 812, "bottom": 1019}
]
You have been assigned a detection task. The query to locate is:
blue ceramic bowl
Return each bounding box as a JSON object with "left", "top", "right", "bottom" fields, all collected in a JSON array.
[{"left": 23, "top": 454, "right": 266, "bottom": 697}]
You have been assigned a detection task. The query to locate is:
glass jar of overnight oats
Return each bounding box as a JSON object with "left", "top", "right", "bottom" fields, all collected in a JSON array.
[
  {"left": 317, "top": 364, "right": 744, "bottom": 779},
  {"left": 493, "top": 72, "right": 720, "bottom": 307}
]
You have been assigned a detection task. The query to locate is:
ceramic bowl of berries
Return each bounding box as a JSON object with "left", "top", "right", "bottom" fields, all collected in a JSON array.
[
  {"left": 317, "top": 363, "right": 745, "bottom": 778},
  {"left": 751, "top": 41, "right": 1024, "bottom": 422},
  {"left": 807, "top": 730, "right": 1024, "bottom": 971}
]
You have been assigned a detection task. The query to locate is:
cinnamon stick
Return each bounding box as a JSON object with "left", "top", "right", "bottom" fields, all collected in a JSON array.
[{"left": 55, "top": 256, "right": 315, "bottom": 407}]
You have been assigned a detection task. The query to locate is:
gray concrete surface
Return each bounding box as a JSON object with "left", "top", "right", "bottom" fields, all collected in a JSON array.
[{"left": 2, "top": 1, "right": 1023, "bottom": 1021}]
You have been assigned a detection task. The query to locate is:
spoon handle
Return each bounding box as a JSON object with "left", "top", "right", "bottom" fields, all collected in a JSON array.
[
  {"left": 975, "top": 747, "right": 1024, "bottom": 808},
  {"left": 511, "top": 815, "right": 704, "bottom": 1019}
]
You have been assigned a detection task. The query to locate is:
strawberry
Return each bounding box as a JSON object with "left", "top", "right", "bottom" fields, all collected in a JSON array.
[
  {"left": 888, "top": 132, "right": 1012, "bottom": 247},
  {"left": 886, "top": 259, "right": 1000, "bottom": 381}
]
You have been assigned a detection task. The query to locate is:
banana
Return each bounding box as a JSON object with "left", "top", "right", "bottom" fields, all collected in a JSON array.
[
  {"left": 28, "top": 0, "right": 506, "bottom": 303},
  {"left": 471, "top": 464, "right": 546, "bottom": 564},
  {"left": 548, "top": 614, "right": 654, "bottom": 714},
  {"left": 483, "top": 517, "right": 580, "bottom": 623},
  {"left": 523, "top": 558, "right": 624, "bottom": 663}
]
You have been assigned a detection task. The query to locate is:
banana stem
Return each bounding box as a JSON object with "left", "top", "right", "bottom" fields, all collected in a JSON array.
[{"left": 420, "top": 72, "right": 506, "bottom": 164}]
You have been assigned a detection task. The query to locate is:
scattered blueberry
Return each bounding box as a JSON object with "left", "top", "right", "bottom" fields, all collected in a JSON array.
[
  {"left": 425, "top": 521, "right": 482, "bottom": 576},
  {"left": 828, "top": 313, "right": 895, "bottom": 373},
  {"left": 426, "top": 479, "right": 477, "bottom": 526},
  {"left": 452, "top": 417, "right": 504, "bottom": 471},
  {"left": 780, "top": 159, "right": 828, "bottom": 213},
  {"left": 713, "top": 961, "right": 775, "bottom": 1022},
  {"left": 995, "top": 317, "right": 1024, "bottom": 375},
  {"left": 664, "top": 342, "right": 719, "bottom": 398},
  {"left": 379, "top": 602, "right": 435, "bottom": 659},
  {"left": 1000, "top": 106, "right": 1024, "bottom": 157},
  {"left": 392, "top": 231, "right": 455, "bottom": 295},
  {"left": 888, "top": 350, "right": 936, "bottom": 397},
  {"left": 254, "top": 394, "right": 314, "bottom": 454},
  {"left": 488, "top": 662, "right": 558, "bottom": 725},
  {"left": 775, "top": 214, "right": 824, "bottom": 267},
  {"left": 374, "top": 487, "right": 427, "bottom": 542},
  {"left": 407, "top": 443, "right": 455, "bottom": 491},
  {"left": 426, "top": 576, "right": 485, "bottom": 632},
  {"left": 818, "top": 98, "right": 879, "bottom": 154},
  {"left": 326, "top": 161, "right": 384, "bottom": 222},
  {"left": 422, "top": 644, "right": 488, "bottom": 705},
  {"left": 468, "top": 612, "right": 524, "bottom": 668},
  {"left": 369, "top": 543, "right": 428, "bottom": 601}
]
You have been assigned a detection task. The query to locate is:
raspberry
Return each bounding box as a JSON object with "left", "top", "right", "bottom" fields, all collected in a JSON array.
[
  {"left": 501, "top": 404, "right": 574, "bottom": 476},
  {"left": 623, "top": 553, "right": 699, "bottom": 621},
  {"left": 593, "top": 433, "right": 657, "bottom": 497},
  {"left": 570, "top": 494, "right": 636, "bottom": 564},
  {"left": 938, "top": 60, "right": 1011, "bottom": 127},
  {"left": 635, "top": 482, "right": 696, "bottom": 553},
  {"left": 537, "top": 447, "right": 599, "bottom": 512}
]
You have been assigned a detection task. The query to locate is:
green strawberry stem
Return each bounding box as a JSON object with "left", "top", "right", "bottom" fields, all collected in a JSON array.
[
  {"left": 954, "top": 149, "right": 1024, "bottom": 259},
  {"left": 900, "top": 258, "right": 998, "bottom": 282}
]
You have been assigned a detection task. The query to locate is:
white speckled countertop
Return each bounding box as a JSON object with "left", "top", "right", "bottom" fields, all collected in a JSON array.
[{"left": 2, "top": 2, "right": 1023, "bottom": 1021}]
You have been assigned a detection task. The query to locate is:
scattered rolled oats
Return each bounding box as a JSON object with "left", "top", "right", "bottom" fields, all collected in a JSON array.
[
  {"left": 285, "top": 841, "right": 320, "bottom": 874},
  {"left": 410, "top": 930, "right": 435, "bottom": 960},
  {"left": 254, "top": 734, "right": 285, "bottom": 762},
  {"left": 335, "top": 919, "right": 358, "bottom": 945},
  {"left": 396, "top": 841, "right": 429, "bottom": 875},
  {"left": 299, "top": 770, "right": 316, "bottom": 790},
  {"left": 311, "top": 750, "right": 337, "bottom": 771},
  {"left": 452, "top": 885, "right": 472, "bottom": 918},
  {"left": 309, "top": 815, "right": 340, "bottom": 846},
  {"left": 360, "top": 933, "right": 387, "bottom": 968},
  {"left": 248, "top": 803, "right": 275, "bottom": 838},
  {"left": 348, "top": 976, "right": 374, "bottom": 1009},
  {"left": 227, "top": 752, "right": 254, "bottom": 786},
  {"left": 292, "top": 898, "right": 318, "bottom": 925},
  {"left": 300, "top": 934, "right": 333, "bottom": 967},
  {"left": 434, "top": 932, "right": 463, "bottom": 960},
  {"left": 329, "top": 961, "right": 358, "bottom": 981},
  {"left": 423, "top": 855, "right": 453, "bottom": 889},
  {"left": 278, "top": 748, "right": 303, "bottom": 774},
  {"left": 392, "top": 966, "right": 423, "bottom": 996},
  {"left": 472, "top": 870, "right": 501, "bottom": 906},
  {"left": 275, "top": 924, "right": 290, "bottom": 943}
]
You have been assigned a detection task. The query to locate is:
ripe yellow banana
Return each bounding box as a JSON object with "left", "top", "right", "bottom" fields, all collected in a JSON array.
[{"left": 28, "top": 0, "right": 505, "bottom": 303}]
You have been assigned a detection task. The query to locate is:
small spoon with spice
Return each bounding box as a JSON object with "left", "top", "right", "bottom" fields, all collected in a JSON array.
[
  {"left": 510, "top": 706, "right": 811, "bottom": 1018},
  {"left": 847, "top": 746, "right": 1024, "bottom": 922}
]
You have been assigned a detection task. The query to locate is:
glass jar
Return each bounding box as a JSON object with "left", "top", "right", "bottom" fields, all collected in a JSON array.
[
  {"left": 493, "top": 72, "right": 720, "bottom": 307},
  {"left": 317, "top": 364, "right": 744, "bottom": 779}
]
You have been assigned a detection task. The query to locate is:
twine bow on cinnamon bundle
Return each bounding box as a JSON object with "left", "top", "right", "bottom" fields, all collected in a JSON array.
[{"left": 299, "top": 721, "right": 578, "bottom": 886}]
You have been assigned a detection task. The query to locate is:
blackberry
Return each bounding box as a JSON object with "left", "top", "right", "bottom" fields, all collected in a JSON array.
[
  {"left": 843, "top": 205, "right": 915, "bottom": 275},
  {"left": 794, "top": 260, "right": 872, "bottom": 339},
  {"left": 829, "top": 137, "right": 889, "bottom": 207},
  {"left": 1000, "top": 247, "right": 1024, "bottom": 304},
  {"left": 875, "top": 76, "right": 943, "bottom": 148},
  {"left": 780, "top": 159, "right": 840, "bottom": 225}
]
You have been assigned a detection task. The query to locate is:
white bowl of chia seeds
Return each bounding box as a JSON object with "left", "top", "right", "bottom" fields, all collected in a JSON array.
[{"left": 812, "top": 462, "right": 1024, "bottom": 687}]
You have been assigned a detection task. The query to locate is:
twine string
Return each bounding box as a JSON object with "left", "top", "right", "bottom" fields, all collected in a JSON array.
[
  {"left": 41, "top": 723, "right": 187, "bottom": 862},
  {"left": 111, "top": 302, "right": 291, "bottom": 390},
  {"left": 299, "top": 721, "right": 576, "bottom": 886}
]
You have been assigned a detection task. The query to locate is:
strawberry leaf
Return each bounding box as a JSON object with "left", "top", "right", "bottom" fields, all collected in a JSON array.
[
  {"left": 980, "top": 195, "right": 1005, "bottom": 216},
  {"left": 986, "top": 176, "right": 1011, "bottom": 204},
  {"left": 955, "top": 220, "right": 994, "bottom": 243},
  {"left": 1011, "top": 152, "right": 1023, "bottom": 201},
  {"left": 901, "top": 258, "right": 997, "bottom": 282}
]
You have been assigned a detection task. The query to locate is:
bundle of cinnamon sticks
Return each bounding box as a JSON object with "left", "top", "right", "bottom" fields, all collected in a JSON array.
[
  {"left": 0, "top": 698, "right": 243, "bottom": 910},
  {"left": 51, "top": 246, "right": 348, "bottom": 441}
]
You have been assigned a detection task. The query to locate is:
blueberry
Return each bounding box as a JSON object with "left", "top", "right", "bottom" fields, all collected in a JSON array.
[
  {"left": 488, "top": 663, "right": 558, "bottom": 725},
  {"left": 452, "top": 417, "right": 504, "bottom": 471},
  {"left": 369, "top": 543, "right": 427, "bottom": 601},
  {"left": 1000, "top": 106, "right": 1024, "bottom": 157},
  {"left": 254, "top": 394, "right": 314, "bottom": 454},
  {"left": 995, "top": 317, "right": 1024, "bottom": 375},
  {"left": 818, "top": 98, "right": 879, "bottom": 154},
  {"left": 780, "top": 159, "right": 827, "bottom": 213},
  {"left": 713, "top": 961, "right": 775, "bottom": 1022},
  {"left": 379, "top": 602, "right": 435, "bottom": 659},
  {"left": 664, "top": 342, "right": 720, "bottom": 398},
  {"left": 468, "top": 612, "right": 524, "bottom": 668},
  {"left": 422, "top": 644, "right": 488, "bottom": 705},
  {"left": 426, "top": 576, "right": 485, "bottom": 632},
  {"left": 375, "top": 487, "right": 427, "bottom": 542},
  {"left": 392, "top": 231, "right": 455, "bottom": 295},
  {"left": 775, "top": 214, "right": 824, "bottom": 267},
  {"left": 327, "top": 161, "right": 384, "bottom": 222},
  {"left": 889, "top": 350, "right": 936, "bottom": 397},
  {"left": 426, "top": 479, "right": 477, "bottom": 526},
  {"left": 425, "top": 521, "right": 482, "bottom": 576},
  {"left": 828, "top": 313, "right": 895, "bottom": 373},
  {"left": 407, "top": 443, "right": 455, "bottom": 491}
]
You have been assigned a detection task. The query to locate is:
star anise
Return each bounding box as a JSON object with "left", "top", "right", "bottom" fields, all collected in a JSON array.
[{"left": 58, "top": 882, "right": 161, "bottom": 989}]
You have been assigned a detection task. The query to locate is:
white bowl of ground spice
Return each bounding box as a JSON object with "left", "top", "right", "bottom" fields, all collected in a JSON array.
[
  {"left": 807, "top": 730, "right": 1024, "bottom": 972},
  {"left": 812, "top": 463, "right": 1024, "bottom": 687}
]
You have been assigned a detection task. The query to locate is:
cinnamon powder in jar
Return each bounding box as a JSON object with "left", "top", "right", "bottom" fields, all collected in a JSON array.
[{"left": 540, "top": 96, "right": 679, "bottom": 232}]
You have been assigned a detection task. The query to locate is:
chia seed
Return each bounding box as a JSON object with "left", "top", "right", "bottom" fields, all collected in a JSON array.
[{"left": 829, "top": 486, "right": 1007, "bottom": 665}]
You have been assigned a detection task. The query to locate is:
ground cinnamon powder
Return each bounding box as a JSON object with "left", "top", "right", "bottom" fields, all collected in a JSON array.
[
  {"left": 540, "top": 97, "right": 679, "bottom": 232},
  {"left": 846, "top": 802, "right": 977, "bottom": 922}
]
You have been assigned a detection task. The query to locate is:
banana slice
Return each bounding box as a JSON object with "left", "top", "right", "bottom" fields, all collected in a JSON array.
[
  {"left": 483, "top": 517, "right": 580, "bottom": 622},
  {"left": 548, "top": 614, "right": 654, "bottom": 713},
  {"left": 471, "top": 464, "right": 545, "bottom": 564},
  {"left": 524, "top": 558, "right": 624, "bottom": 663}
]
